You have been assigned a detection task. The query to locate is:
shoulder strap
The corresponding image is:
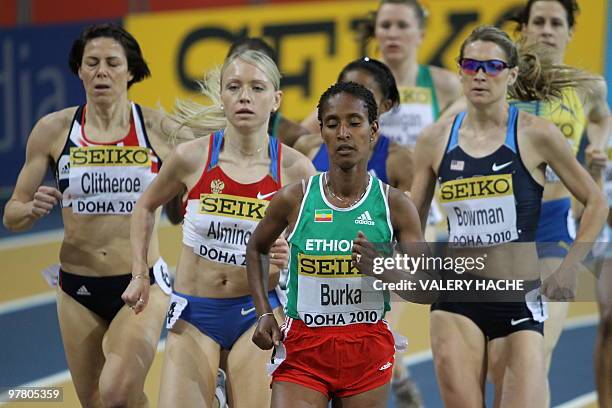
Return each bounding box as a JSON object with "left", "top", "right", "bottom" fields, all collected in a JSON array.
[
  {"left": 417, "top": 65, "right": 440, "bottom": 119},
  {"left": 269, "top": 136, "right": 281, "bottom": 183},
  {"left": 446, "top": 112, "right": 466, "bottom": 152},
  {"left": 206, "top": 130, "right": 223, "bottom": 170},
  {"left": 505, "top": 105, "right": 518, "bottom": 153}
]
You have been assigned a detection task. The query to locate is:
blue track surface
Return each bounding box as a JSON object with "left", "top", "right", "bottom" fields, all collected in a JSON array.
[{"left": 1, "top": 298, "right": 597, "bottom": 407}]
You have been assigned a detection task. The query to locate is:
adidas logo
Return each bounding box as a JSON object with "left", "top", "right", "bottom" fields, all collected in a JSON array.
[
  {"left": 355, "top": 211, "right": 375, "bottom": 225},
  {"left": 58, "top": 156, "right": 70, "bottom": 178},
  {"left": 379, "top": 361, "right": 392, "bottom": 371},
  {"left": 76, "top": 285, "right": 91, "bottom": 296}
]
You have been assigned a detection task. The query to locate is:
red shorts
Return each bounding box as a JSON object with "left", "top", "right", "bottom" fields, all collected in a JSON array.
[{"left": 270, "top": 317, "right": 395, "bottom": 398}]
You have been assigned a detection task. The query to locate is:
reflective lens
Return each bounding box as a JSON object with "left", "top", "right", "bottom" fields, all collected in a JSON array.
[{"left": 459, "top": 58, "right": 510, "bottom": 76}]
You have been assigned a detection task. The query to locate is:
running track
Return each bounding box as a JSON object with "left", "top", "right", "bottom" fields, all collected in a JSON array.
[{"left": 0, "top": 209, "right": 601, "bottom": 407}]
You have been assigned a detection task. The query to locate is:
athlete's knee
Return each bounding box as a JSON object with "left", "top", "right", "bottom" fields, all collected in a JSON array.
[
  {"left": 76, "top": 388, "right": 102, "bottom": 408},
  {"left": 99, "top": 389, "right": 129, "bottom": 408},
  {"left": 99, "top": 375, "right": 142, "bottom": 408},
  {"left": 433, "top": 352, "right": 463, "bottom": 392}
]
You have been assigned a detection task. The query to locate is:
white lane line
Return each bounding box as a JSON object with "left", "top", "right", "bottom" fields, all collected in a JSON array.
[
  {"left": 563, "top": 313, "right": 599, "bottom": 330},
  {"left": 0, "top": 292, "right": 56, "bottom": 315},
  {"left": 553, "top": 391, "right": 597, "bottom": 408},
  {"left": 0, "top": 339, "right": 167, "bottom": 405},
  {"left": 0, "top": 218, "right": 176, "bottom": 250},
  {"left": 0, "top": 265, "right": 177, "bottom": 316},
  {"left": 403, "top": 350, "right": 433, "bottom": 366},
  {"left": 0, "top": 229, "right": 64, "bottom": 250}
]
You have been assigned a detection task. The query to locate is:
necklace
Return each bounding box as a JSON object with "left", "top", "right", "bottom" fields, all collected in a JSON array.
[
  {"left": 225, "top": 136, "right": 267, "bottom": 156},
  {"left": 324, "top": 172, "right": 370, "bottom": 207}
]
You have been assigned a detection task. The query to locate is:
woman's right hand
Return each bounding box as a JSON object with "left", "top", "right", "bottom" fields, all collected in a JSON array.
[
  {"left": 30, "top": 186, "right": 62, "bottom": 218},
  {"left": 121, "top": 270, "right": 150, "bottom": 314},
  {"left": 252, "top": 313, "right": 282, "bottom": 350}
]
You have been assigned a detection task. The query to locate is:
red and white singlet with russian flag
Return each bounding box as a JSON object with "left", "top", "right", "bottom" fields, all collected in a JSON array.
[{"left": 182, "top": 130, "right": 283, "bottom": 267}]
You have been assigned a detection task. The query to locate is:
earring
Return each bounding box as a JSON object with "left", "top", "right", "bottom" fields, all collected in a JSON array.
[{"left": 220, "top": 105, "right": 224, "bottom": 110}]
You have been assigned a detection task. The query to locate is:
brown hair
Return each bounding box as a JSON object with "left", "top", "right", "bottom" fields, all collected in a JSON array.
[
  {"left": 358, "top": 0, "right": 427, "bottom": 44},
  {"left": 459, "top": 25, "right": 596, "bottom": 101},
  {"left": 510, "top": 0, "right": 580, "bottom": 31},
  {"left": 69, "top": 23, "right": 150, "bottom": 89}
]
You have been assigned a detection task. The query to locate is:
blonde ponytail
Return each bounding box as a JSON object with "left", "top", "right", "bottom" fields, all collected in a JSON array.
[
  {"left": 509, "top": 41, "right": 597, "bottom": 102},
  {"left": 168, "top": 67, "right": 226, "bottom": 144}
]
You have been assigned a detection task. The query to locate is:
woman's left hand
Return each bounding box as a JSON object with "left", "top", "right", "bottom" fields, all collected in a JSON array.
[
  {"left": 541, "top": 262, "right": 579, "bottom": 301},
  {"left": 352, "top": 231, "right": 379, "bottom": 277},
  {"left": 269, "top": 236, "right": 289, "bottom": 269}
]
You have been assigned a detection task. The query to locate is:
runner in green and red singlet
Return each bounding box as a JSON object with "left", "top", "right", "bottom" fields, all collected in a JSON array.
[{"left": 246, "top": 81, "right": 425, "bottom": 407}]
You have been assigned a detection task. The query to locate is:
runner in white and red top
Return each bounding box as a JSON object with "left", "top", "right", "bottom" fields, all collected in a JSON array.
[
  {"left": 124, "top": 49, "right": 315, "bottom": 407},
  {"left": 3, "top": 24, "right": 181, "bottom": 407}
]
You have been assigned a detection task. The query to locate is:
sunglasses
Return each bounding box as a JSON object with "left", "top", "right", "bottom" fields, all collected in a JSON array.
[{"left": 458, "top": 58, "right": 512, "bottom": 77}]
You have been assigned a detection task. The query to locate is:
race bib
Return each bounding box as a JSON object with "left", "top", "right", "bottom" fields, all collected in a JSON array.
[
  {"left": 67, "top": 146, "right": 155, "bottom": 215},
  {"left": 190, "top": 194, "right": 268, "bottom": 266},
  {"left": 166, "top": 293, "right": 188, "bottom": 329},
  {"left": 296, "top": 253, "right": 385, "bottom": 327},
  {"left": 379, "top": 87, "right": 434, "bottom": 148},
  {"left": 440, "top": 174, "right": 518, "bottom": 246}
]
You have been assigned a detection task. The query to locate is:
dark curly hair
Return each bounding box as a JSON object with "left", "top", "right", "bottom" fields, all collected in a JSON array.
[
  {"left": 510, "top": 0, "right": 579, "bottom": 30},
  {"left": 338, "top": 57, "right": 400, "bottom": 110},
  {"left": 68, "top": 23, "right": 151, "bottom": 89},
  {"left": 317, "top": 81, "right": 378, "bottom": 127}
]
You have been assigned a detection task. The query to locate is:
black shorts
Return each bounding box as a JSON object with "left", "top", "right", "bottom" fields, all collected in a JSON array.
[
  {"left": 431, "top": 273, "right": 546, "bottom": 340},
  {"left": 59, "top": 268, "right": 156, "bottom": 323},
  {"left": 431, "top": 301, "right": 544, "bottom": 340}
]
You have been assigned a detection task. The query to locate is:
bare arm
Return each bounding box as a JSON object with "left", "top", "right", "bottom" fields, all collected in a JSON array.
[
  {"left": 584, "top": 79, "right": 611, "bottom": 179},
  {"left": 410, "top": 125, "right": 441, "bottom": 232},
  {"left": 300, "top": 108, "right": 321, "bottom": 134},
  {"left": 431, "top": 66, "right": 462, "bottom": 114},
  {"left": 532, "top": 118, "right": 608, "bottom": 299},
  {"left": 247, "top": 183, "right": 303, "bottom": 349},
  {"left": 281, "top": 145, "right": 318, "bottom": 184},
  {"left": 123, "top": 140, "right": 201, "bottom": 313},
  {"left": 3, "top": 112, "right": 67, "bottom": 231},
  {"left": 292, "top": 133, "right": 324, "bottom": 161},
  {"left": 438, "top": 96, "right": 467, "bottom": 121},
  {"left": 386, "top": 142, "right": 414, "bottom": 192},
  {"left": 585, "top": 79, "right": 611, "bottom": 152},
  {"left": 276, "top": 116, "right": 310, "bottom": 147},
  {"left": 142, "top": 107, "right": 195, "bottom": 224},
  {"left": 537, "top": 120, "right": 608, "bottom": 248}
]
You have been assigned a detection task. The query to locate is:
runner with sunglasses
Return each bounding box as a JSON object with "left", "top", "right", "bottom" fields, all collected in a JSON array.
[{"left": 411, "top": 25, "right": 607, "bottom": 407}]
